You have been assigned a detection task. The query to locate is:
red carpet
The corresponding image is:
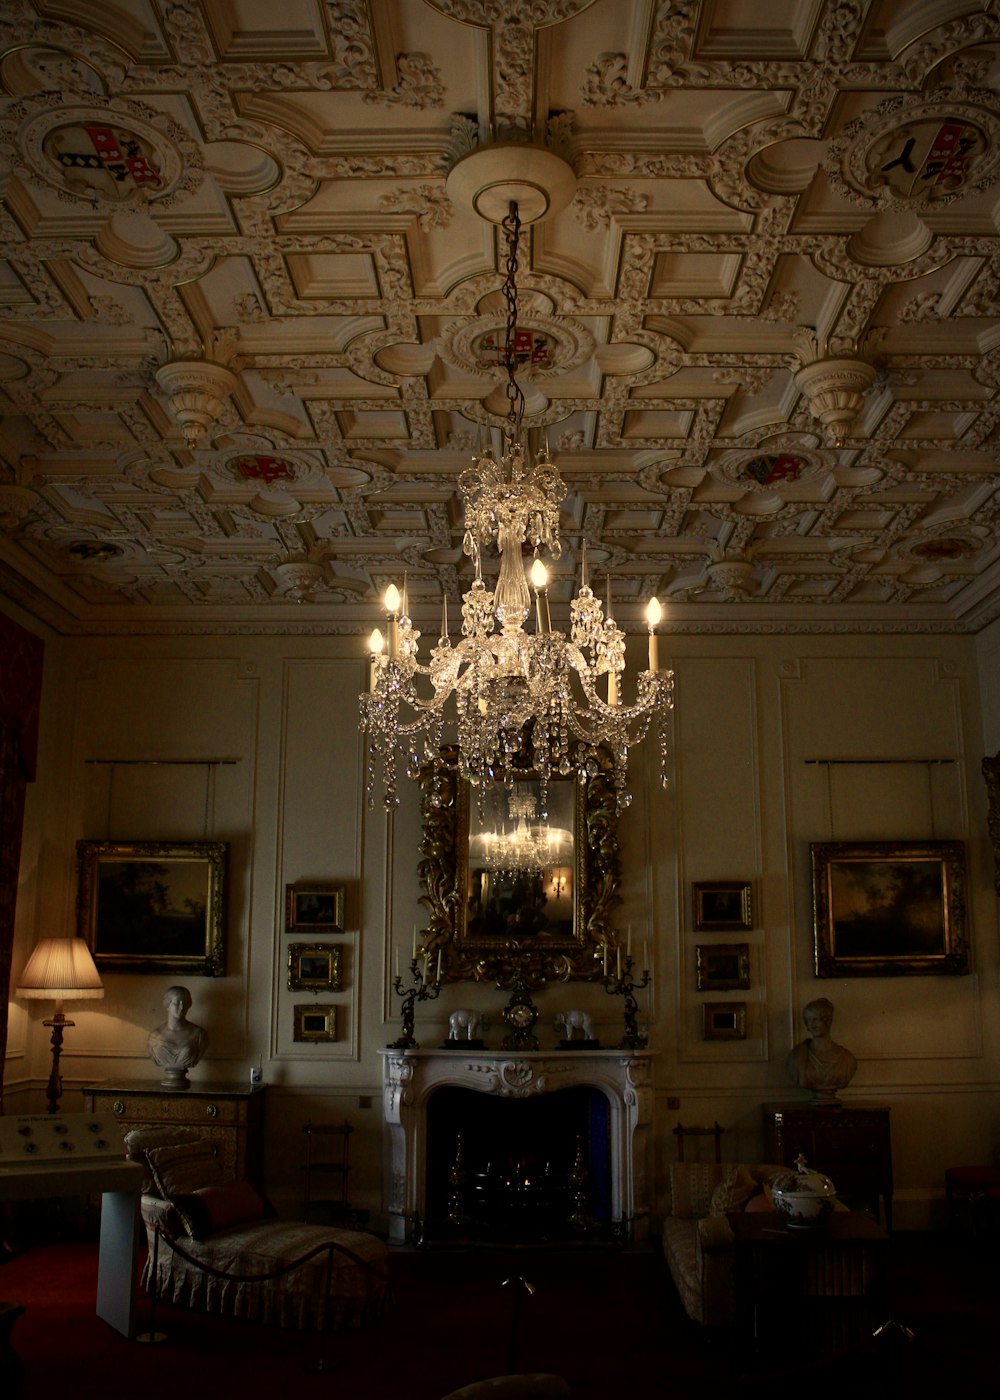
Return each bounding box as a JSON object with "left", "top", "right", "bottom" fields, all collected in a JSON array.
[
  {"left": 2, "top": 1235, "right": 998, "bottom": 1399},
  {"left": 2, "top": 1241, "right": 699, "bottom": 1400}
]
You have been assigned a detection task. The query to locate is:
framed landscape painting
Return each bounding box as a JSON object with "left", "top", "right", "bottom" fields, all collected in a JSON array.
[
  {"left": 285, "top": 885, "right": 345, "bottom": 933},
  {"left": 696, "top": 943, "right": 750, "bottom": 992},
  {"left": 76, "top": 839, "right": 227, "bottom": 975},
  {"left": 693, "top": 881, "right": 752, "bottom": 931},
  {"left": 293, "top": 1004, "right": 337, "bottom": 1042},
  {"left": 702, "top": 1002, "right": 747, "bottom": 1040},
  {"left": 287, "top": 943, "right": 342, "bottom": 992},
  {"left": 811, "top": 839, "right": 968, "bottom": 977}
]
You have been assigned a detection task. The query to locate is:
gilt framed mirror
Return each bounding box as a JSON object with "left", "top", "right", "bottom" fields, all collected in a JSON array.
[{"left": 418, "top": 745, "right": 621, "bottom": 982}]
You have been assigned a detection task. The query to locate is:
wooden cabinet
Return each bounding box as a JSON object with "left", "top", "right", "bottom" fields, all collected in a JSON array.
[
  {"left": 730, "top": 1210, "right": 889, "bottom": 1359},
  {"left": 83, "top": 1081, "right": 266, "bottom": 1186},
  {"left": 761, "top": 1102, "right": 893, "bottom": 1231}
]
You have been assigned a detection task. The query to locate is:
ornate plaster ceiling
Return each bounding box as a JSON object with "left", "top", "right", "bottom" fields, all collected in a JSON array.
[{"left": 0, "top": 0, "right": 998, "bottom": 637}]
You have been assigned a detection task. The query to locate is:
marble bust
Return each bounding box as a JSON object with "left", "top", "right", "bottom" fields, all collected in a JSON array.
[
  {"left": 148, "top": 985, "right": 208, "bottom": 1088},
  {"left": 786, "top": 997, "right": 857, "bottom": 1105}
]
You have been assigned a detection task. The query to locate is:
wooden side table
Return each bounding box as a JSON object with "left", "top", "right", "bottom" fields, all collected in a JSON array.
[
  {"left": 730, "top": 1210, "right": 890, "bottom": 1361},
  {"left": 762, "top": 1102, "right": 893, "bottom": 1230},
  {"left": 83, "top": 1080, "right": 266, "bottom": 1185}
]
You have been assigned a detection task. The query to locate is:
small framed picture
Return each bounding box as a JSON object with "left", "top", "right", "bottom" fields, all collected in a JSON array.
[
  {"left": 285, "top": 885, "right": 345, "bottom": 932},
  {"left": 702, "top": 1002, "right": 747, "bottom": 1040},
  {"left": 288, "top": 943, "right": 342, "bottom": 992},
  {"left": 696, "top": 943, "right": 750, "bottom": 992},
  {"left": 293, "top": 1004, "right": 337, "bottom": 1042},
  {"left": 693, "top": 881, "right": 752, "bottom": 931}
]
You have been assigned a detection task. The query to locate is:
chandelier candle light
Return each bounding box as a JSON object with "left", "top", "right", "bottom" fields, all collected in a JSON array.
[
  {"left": 361, "top": 191, "right": 673, "bottom": 812},
  {"left": 476, "top": 785, "right": 572, "bottom": 878}
]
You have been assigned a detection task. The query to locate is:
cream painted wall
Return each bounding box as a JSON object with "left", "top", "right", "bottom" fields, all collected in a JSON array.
[{"left": 5, "top": 623, "right": 999, "bottom": 1231}]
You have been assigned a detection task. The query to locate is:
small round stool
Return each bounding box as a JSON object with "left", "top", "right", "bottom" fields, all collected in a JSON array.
[{"left": 944, "top": 1165, "right": 1000, "bottom": 1235}]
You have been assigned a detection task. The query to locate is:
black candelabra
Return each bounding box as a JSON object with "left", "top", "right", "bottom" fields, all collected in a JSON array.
[
  {"left": 602, "top": 951, "right": 650, "bottom": 1049},
  {"left": 388, "top": 956, "right": 442, "bottom": 1049}
]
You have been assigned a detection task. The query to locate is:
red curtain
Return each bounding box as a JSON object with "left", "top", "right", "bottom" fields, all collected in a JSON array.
[{"left": 0, "top": 612, "right": 44, "bottom": 1113}]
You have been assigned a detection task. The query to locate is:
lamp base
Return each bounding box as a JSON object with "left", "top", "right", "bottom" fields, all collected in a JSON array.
[{"left": 41, "top": 1011, "right": 73, "bottom": 1114}]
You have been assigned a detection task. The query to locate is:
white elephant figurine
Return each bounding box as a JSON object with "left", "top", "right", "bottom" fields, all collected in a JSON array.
[
  {"left": 554, "top": 1009, "right": 594, "bottom": 1042},
  {"left": 448, "top": 1009, "right": 481, "bottom": 1041}
]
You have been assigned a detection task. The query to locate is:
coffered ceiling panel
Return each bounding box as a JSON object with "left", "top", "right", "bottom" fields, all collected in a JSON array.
[{"left": 0, "top": 0, "right": 998, "bottom": 636}]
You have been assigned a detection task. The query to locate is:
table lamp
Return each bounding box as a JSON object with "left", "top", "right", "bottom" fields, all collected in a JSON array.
[{"left": 16, "top": 936, "right": 104, "bottom": 1113}]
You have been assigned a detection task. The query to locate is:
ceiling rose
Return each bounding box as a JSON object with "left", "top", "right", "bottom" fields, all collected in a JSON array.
[{"left": 445, "top": 143, "right": 577, "bottom": 225}]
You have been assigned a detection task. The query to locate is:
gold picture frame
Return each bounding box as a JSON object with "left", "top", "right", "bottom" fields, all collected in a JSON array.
[
  {"left": 693, "top": 881, "right": 752, "bottom": 932},
  {"left": 702, "top": 1002, "right": 747, "bottom": 1040},
  {"left": 285, "top": 885, "right": 345, "bottom": 932},
  {"left": 76, "top": 839, "right": 227, "bottom": 976},
  {"left": 293, "top": 1004, "right": 337, "bottom": 1042},
  {"left": 811, "top": 839, "right": 969, "bottom": 977},
  {"left": 287, "top": 943, "right": 342, "bottom": 992},
  {"left": 696, "top": 943, "right": 750, "bottom": 992}
]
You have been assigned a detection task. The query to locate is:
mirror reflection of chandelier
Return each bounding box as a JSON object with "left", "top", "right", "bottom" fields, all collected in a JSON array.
[
  {"left": 360, "top": 146, "right": 674, "bottom": 812},
  {"left": 476, "top": 788, "right": 572, "bottom": 879}
]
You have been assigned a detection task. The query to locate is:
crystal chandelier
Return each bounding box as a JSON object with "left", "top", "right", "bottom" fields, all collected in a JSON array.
[
  {"left": 475, "top": 787, "right": 573, "bottom": 879},
  {"left": 360, "top": 198, "right": 673, "bottom": 811}
]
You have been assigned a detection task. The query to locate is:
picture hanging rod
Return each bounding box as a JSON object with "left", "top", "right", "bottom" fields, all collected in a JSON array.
[
  {"left": 86, "top": 758, "right": 239, "bottom": 766},
  {"left": 805, "top": 758, "right": 957, "bottom": 765}
]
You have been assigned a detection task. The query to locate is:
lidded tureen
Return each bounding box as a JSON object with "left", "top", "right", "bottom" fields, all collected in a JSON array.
[{"left": 771, "top": 1154, "right": 837, "bottom": 1229}]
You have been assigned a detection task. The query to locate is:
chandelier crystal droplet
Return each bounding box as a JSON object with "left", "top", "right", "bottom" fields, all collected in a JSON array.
[{"left": 360, "top": 200, "right": 674, "bottom": 811}]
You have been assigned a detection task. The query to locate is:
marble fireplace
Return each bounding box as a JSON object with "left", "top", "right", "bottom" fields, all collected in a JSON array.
[{"left": 380, "top": 1048, "right": 653, "bottom": 1243}]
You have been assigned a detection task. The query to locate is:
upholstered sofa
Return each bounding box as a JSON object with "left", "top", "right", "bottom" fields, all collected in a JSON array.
[
  {"left": 125, "top": 1125, "right": 389, "bottom": 1330},
  {"left": 661, "top": 1160, "right": 787, "bottom": 1326}
]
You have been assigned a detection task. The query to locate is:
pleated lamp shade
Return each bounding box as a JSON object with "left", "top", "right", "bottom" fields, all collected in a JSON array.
[{"left": 17, "top": 937, "right": 104, "bottom": 1001}]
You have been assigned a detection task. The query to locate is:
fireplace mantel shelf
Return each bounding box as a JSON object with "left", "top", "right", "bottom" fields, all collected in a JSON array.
[{"left": 379, "top": 1046, "right": 653, "bottom": 1243}]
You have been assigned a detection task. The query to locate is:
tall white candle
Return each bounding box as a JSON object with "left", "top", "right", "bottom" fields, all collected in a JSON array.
[
  {"left": 530, "top": 558, "right": 548, "bottom": 634},
  {"left": 646, "top": 597, "right": 662, "bottom": 671},
  {"left": 412, "top": 924, "right": 417, "bottom": 958},
  {"left": 385, "top": 584, "right": 401, "bottom": 659},
  {"left": 394, "top": 946, "right": 400, "bottom": 978}
]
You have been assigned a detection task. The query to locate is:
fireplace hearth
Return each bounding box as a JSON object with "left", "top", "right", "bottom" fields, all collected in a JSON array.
[
  {"left": 426, "top": 1085, "right": 610, "bottom": 1243},
  {"left": 381, "top": 1048, "right": 653, "bottom": 1244}
]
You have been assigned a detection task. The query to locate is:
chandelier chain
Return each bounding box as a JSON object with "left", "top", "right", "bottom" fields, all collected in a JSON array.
[{"left": 500, "top": 202, "right": 526, "bottom": 431}]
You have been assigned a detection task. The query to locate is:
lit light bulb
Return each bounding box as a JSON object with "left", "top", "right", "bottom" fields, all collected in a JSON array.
[
  {"left": 530, "top": 557, "right": 550, "bottom": 632},
  {"left": 368, "top": 628, "right": 385, "bottom": 692},
  {"left": 384, "top": 585, "right": 401, "bottom": 658},
  {"left": 646, "top": 596, "right": 662, "bottom": 672}
]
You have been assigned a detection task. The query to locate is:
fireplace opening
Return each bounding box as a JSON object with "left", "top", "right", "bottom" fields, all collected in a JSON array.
[{"left": 425, "top": 1085, "right": 611, "bottom": 1244}]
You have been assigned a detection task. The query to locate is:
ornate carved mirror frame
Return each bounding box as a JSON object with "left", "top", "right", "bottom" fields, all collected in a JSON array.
[{"left": 418, "top": 746, "right": 622, "bottom": 983}]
